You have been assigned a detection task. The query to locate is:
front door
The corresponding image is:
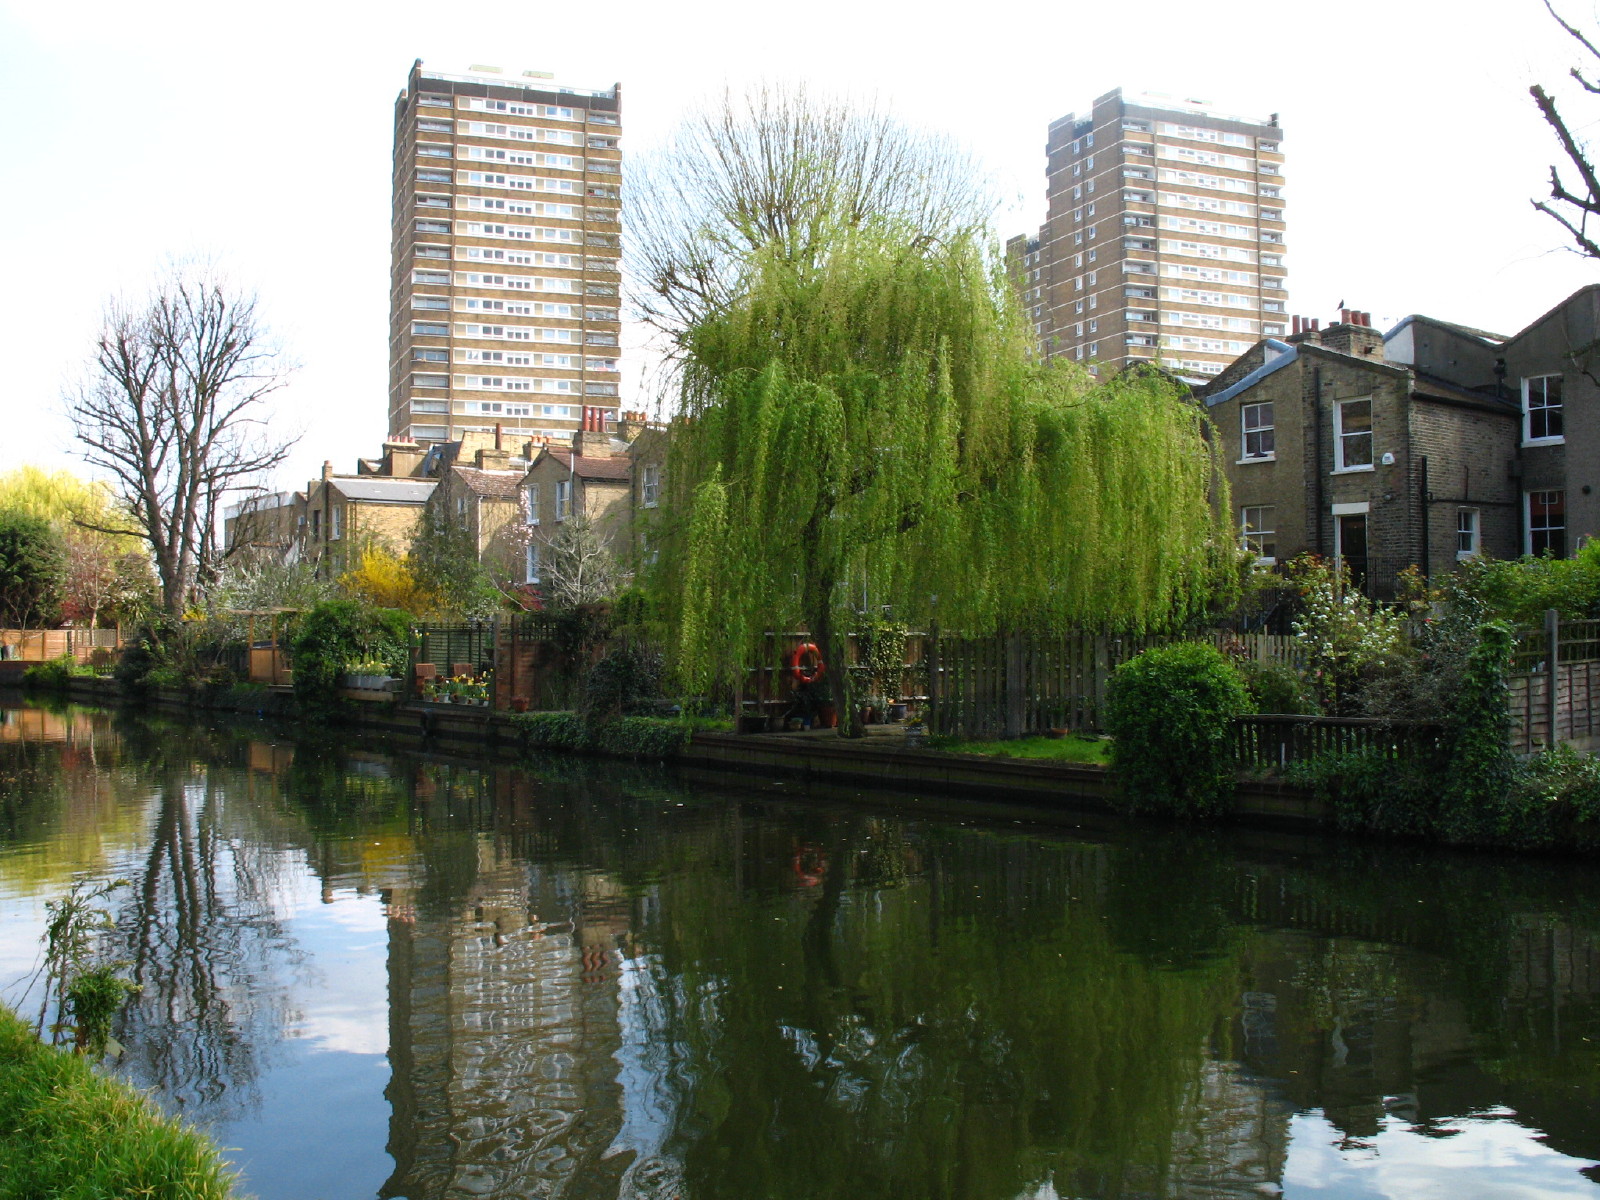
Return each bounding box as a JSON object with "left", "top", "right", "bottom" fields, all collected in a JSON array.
[{"left": 1336, "top": 513, "right": 1369, "bottom": 591}]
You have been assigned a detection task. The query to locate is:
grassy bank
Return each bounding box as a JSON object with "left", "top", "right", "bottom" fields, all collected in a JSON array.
[
  {"left": 0, "top": 1004, "right": 238, "bottom": 1200},
  {"left": 929, "top": 734, "right": 1113, "bottom": 766}
]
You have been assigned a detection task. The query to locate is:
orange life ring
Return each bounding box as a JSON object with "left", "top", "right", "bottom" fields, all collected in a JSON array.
[{"left": 789, "top": 642, "right": 825, "bottom": 685}]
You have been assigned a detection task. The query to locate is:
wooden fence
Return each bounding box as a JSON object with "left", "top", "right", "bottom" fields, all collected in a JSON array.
[
  {"left": 1509, "top": 615, "right": 1600, "bottom": 753},
  {"left": 1232, "top": 715, "right": 1444, "bottom": 772},
  {"left": 927, "top": 629, "right": 1300, "bottom": 738},
  {"left": 0, "top": 627, "right": 122, "bottom": 664}
]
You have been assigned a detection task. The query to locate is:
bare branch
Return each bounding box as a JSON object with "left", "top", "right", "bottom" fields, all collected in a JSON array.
[{"left": 65, "top": 267, "right": 297, "bottom": 616}]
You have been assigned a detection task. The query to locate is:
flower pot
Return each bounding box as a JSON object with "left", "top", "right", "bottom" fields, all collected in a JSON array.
[
  {"left": 888, "top": 703, "right": 908, "bottom": 722},
  {"left": 817, "top": 703, "right": 838, "bottom": 729},
  {"left": 510, "top": 696, "right": 530, "bottom": 713}
]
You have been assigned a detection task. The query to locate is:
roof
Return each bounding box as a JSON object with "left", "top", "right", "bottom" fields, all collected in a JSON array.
[
  {"left": 328, "top": 477, "right": 437, "bottom": 504},
  {"left": 1409, "top": 371, "right": 1519, "bottom": 412},
  {"left": 452, "top": 465, "right": 524, "bottom": 500},
  {"left": 539, "top": 446, "right": 631, "bottom": 481},
  {"left": 1385, "top": 313, "right": 1508, "bottom": 346}
]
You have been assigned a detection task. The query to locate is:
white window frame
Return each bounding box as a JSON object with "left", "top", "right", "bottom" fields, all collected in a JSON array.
[
  {"left": 1241, "top": 505, "right": 1276, "bottom": 564},
  {"left": 642, "top": 463, "right": 660, "bottom": 508},
  {"left": 555, "top": 478, "right": 572, "bottom": 521},
  {"left": 1240, "top": 402, "right": 1275, "bottom": 462},
  {"left": 525, "top": 482, "right": 540, "bottom": 524},
  {"left": 1456, "top": 508, "right": 1480, "bottom": 560},
  {"left": 1522, "top": 374, "right": 1565, "bottom": 445},
  {"left": 525, "top": 540, "right": 541, "bottom": 584},
  {"left": 1526, "top": 489, "right": 1566, "bottom": 557},
  {"left": 1333, "top": 397, "right": 1375, "bottom": 472}
]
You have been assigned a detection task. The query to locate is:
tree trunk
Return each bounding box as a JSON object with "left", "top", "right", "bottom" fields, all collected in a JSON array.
[{"left": 813, "top": 599, "right": 865, "bottom": 738}]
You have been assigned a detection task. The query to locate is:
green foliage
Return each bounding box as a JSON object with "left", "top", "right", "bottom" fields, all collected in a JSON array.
[
  {"left": 1236, "top": 659, "right": 1316, "bottom": 715},
  {"left": 510, "top": 710, "right": 692, "bottom": 759},
  {"left": 0, "top": 511, "right": 66, "bottom": 629},
  {"left": 21, "top": 654, "right": 79, "bottom": 692},
  {"left": 928, "top": 734, "right": 1112, "bottom": 765},
  {"left": 1282, "top": 747, "right": 1446, "bottom": 838},
  {"left": 582, "top": 639, "right": 666, "bottom": 722},
  {"left": 1437, "top": 622, "right": 1518, "bottom": 842},
  {"left": 408, "top": 503, "right": 500, "bottom": 618},
  {"left": 1449, "top": 542, "right": 1600, "bottom": 625},
  {"left": 652, "top": 223, "right": 1235, "bottom": 720},
  {"left": 291, "top": 600, "right": 412, "bottom": 718},
  {"left": 108, "top": 614, "right": 246, "bottom": 693},
  {"left": 854, "top": 614, "right": 908, "bottom": 701},
  {"left": 1104, "top": 642, "right": 1250, "bottom": 817},
  {"left": 1287, "top": 554, "right": 1409, "bottom": 712},
  {"left": 0, "top": 1003, "right": 238, "bottom": 1200},
  {"left": 36, "top": 879, "right": 137, "bottom": 1058}
]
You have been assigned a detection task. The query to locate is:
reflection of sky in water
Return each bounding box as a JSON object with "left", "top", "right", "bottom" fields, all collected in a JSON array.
[
  {"left": 1285, "top": 1108, "right": 1600, "bottom": 1198},
  {"left": 0, "top": 836, "right": 396, "bottom": 1199}
]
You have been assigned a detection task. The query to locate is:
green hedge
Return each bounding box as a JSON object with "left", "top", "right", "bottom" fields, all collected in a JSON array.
[
  {"left": 509, "top": 711, "right": 691, "bottom": 759},
  {"left": 291, "top": 600, "right": 412, "bottom": 720},
  {"left": 0, "top": 1004, "right": 238, "bottom": 1200},
  {"left": 1103, "top": 641, "right": 1250, "bottom": 818}
]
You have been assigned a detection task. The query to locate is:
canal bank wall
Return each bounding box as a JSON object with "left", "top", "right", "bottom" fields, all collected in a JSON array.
[{"left": 24, "top": 675, "right": 1333, "bottom": 832}]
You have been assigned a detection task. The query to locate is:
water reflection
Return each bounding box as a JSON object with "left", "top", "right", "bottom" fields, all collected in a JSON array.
[{"left": 2, "top": 701, "right": 1600, "bottom": 1199}]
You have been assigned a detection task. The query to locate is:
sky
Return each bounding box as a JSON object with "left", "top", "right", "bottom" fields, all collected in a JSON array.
[{"left": 1, "top": 0, "right": 1596, "bottom": 496}]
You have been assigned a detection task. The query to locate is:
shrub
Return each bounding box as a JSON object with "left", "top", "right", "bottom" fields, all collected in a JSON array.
[
  {"left": 1237, "top": 659, "right": 1315, "bottom": 715},
  {"left": 291, "top": 600, "right": 412, "bottom": 719},
  {"left": 21, "top": 653, "right": 76, "bottom": 692},
  {"left": 1104, "top": 641, "right": 1250, "bottom": 817},
  {"left": 509, "top": 710, "right": 691, "bottom": 759},
  {"left": 1282, "top": 746, "right": 1445, "bottom": 837},
  {"left": 582, "top": 638, "right": 665, "bottom": 722}
]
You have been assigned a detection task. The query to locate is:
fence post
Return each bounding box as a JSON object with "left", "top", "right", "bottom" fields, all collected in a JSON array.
[
  {"left": 1005, "top": 633, "right": 1024, "bottom": 738},
  {"left": 1547, "top": 608, "right": 1561, "bottom": 748},
  {"left": 927, "top": 622, "right": 941, "bottom": 734}
]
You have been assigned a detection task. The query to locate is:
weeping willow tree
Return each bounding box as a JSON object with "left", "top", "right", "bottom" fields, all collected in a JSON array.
[{"left": 636, "top": 90, "right": 1234, "bottom": 735}]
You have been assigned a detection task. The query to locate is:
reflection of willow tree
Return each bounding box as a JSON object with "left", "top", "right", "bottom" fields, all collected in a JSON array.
[
  {"left": 113, "top": 763, "right": 303, "bottom": 1120},
  {"left": 631, "top": 819, "right": 1243, "bottom": 1199}
]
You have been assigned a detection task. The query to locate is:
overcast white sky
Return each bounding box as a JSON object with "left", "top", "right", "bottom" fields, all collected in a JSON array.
[{"left": 1, "top": 0, "right": 1596, "bottom": 494}]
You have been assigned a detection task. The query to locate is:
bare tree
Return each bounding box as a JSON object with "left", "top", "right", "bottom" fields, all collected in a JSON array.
[
  {"left": 628, "top": 84, "right": 996, "bottom": 342},
  {"left": 1533, "top": 2, "right": 1600, "bottom": 257},
  {"left": 538, "top": 513, "right": 617, "bottom": 609},
  {"left": 68, "top": 269, "right": 295, "bottom": 616}
]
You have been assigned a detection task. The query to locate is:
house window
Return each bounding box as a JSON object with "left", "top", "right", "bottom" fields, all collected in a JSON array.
[
  {"left": 525, "top": 540, "right": 541, "bottom": 584},
  {"left": 1241, "top": 505, "right": 1276, "bottom": 563},
  {"left": 1241, "top": 402, "right": 1274, "bottom": 460},
  {"left": 1334, "top": 398, "right": 1373, "bottom": 471},
  {"left": 1528, "top": 489, "right": 1566, "bottom": 557},
  {"left": 525, "top": 482, "right": 540, "bottom": 524},
  {"left": 1523, "top": 374, "right": 1564, "bottom": 444},
  {"left": 1457, "top": 508, "right": 1480, "bottom": 559},
  {"left": 642, "top": 463, "right": 660, "bottom": 508},
  {"left": 329, "top": 506, "right": 343, "bottom": 541},
  {"left": 555, "top": 478, "right": 571, "bottom": 521},
  {"left": 456, "top": 494, "right": 467, "bottom": 517}
]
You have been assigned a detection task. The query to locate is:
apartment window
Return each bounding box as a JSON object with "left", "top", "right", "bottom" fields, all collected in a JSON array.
[
  {"left": 413, "top": 348, "right": 448, "bottom": 362},
  {"left": 1457, "top": 508, "right": 1480, "bottom": 559},
  {"left": 415, "top": 244, "right": 449, "bottom": 259},
  {"left": 1073, "top": 323, "right": 1083, "bottom": 337},
  {"left": 417, "top": 118, "right": 452, "bottom": 132},
  {"left": 1074, "top": 232, "right": 1083, "bottom": 245},
  {"left": 1088, "top": 295, "right": 1096, "bottom": 309},
  {"left": 412, "top": 373, "right": 449, "bottom": 388},
  {"left": 1088, "top": 319, "right": 1098, "bottom": 333},
  {"left": 1088, "top": 342, "right": 1099, "bottom": 358},
  {"left": 1073, "top": 184, "right": 1082, "bottom": 200},
  {"left": 1128, "top": 310, "right": 1154, "bottom": 322},
  {"left": 1241, "top": 506, "right": 1276, "bottom": 563},
  {"left": 413, "top": 269, "right": 449, "bottom": 285},
  {"left": 413, "top": 321, "right": 448, "bottom": 337},
  {"left": 1074, "top": 301, "right": 1084, "bottom": 314},
  {"left": 1087, "top": 249, "right": 1097, "bottom": 262},
  {"left": 1528, "top": 490, "right": 1566, "bottom": 556},
  {"left": 1087, "top": 271, "right": 1097, "bottom": 286},
  {"left": 1241, "top": 402, "right": 1275, "bottom": 460},
  {"left": 555, "top": 479, "right": 572, "bottom": 521},
  {"left": 416, "top": 220, "right": 451, "bottom": 235},
  {"left": 1334, "top": 398, "right": 1373, "bottom": 471},
  {"left": 417, "top": 169, "right": 452, "bottom": 184},
  {"left": 1523, "top": 374, "right": 1564, "bottom": 443},
  {"left": 419, "top": 93, "right": 451, "bottom": 107},
  {"left": 642, "top": 463, "right": 660, "bottom": 508}
]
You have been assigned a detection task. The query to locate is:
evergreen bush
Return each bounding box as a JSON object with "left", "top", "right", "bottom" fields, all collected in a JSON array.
[
  {"left": 291, "top": 600, "right": 412, "bottom": 719},
  {"left": 1104, "top": 642, "right": 1250, "bottom": 817}
]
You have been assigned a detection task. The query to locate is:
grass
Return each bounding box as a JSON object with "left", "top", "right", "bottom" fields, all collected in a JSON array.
[
  {"left": 0, "top": 1003, "right": 239, "bottom": 1200},
  {"left": 928, "top": 734, "right": 1113, "bottom": 766}
]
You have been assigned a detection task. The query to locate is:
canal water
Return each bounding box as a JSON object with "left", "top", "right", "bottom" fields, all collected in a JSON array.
[{"left": 4, "top": 701, "right": 1600, "bottom": 1199}]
